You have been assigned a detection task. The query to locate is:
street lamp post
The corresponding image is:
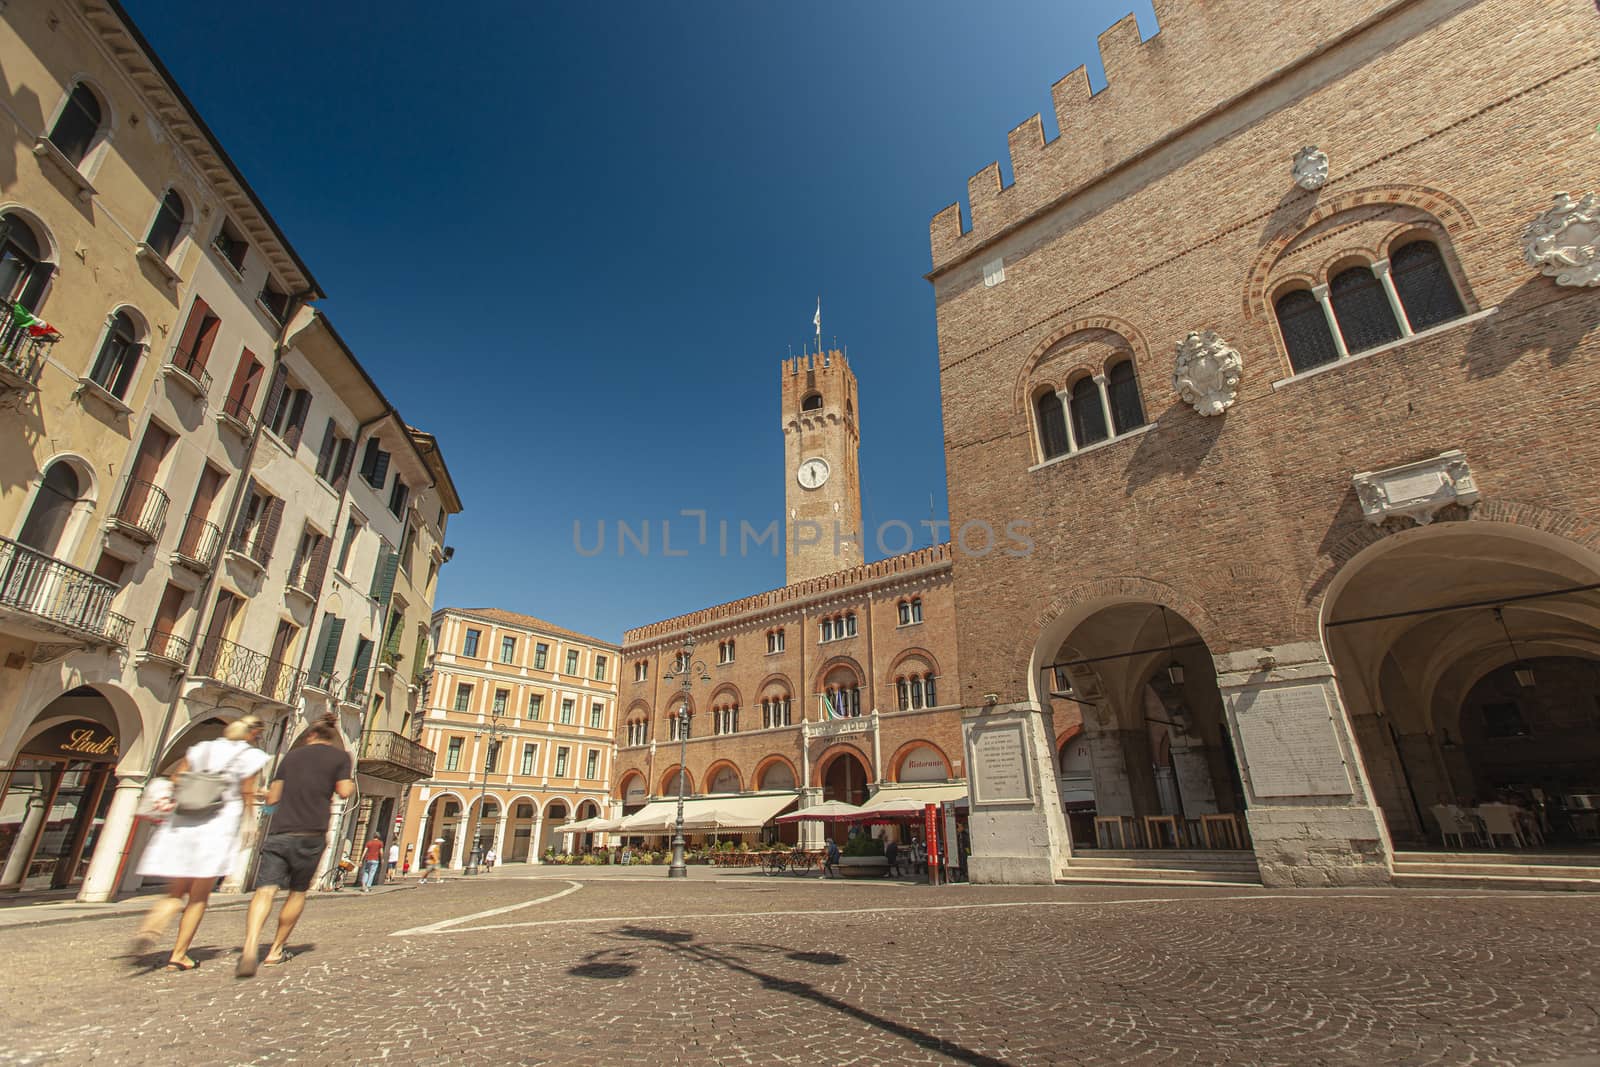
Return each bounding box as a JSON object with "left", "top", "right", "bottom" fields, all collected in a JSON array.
[
  {"left": 465, "top": 704, "right": 508, "bottom": 875},
  {"left": 661, "top": 636, "right": 709, "bottom": 878}
]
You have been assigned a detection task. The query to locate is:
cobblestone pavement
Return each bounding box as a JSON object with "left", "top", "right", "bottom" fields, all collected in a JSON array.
[{"left": 1, "top": 870, "right": 1597, "bottom": 1066}]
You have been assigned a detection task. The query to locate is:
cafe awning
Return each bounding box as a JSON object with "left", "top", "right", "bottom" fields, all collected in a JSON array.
[
  {"left": 558, "top": 816, "right": 622, "bottom": 835},
  {"left": 856, "top": 783, "right": 969, "bottom": 818},
  {"left": 618, "top": 793, "right": 798, "bottom": 833}
]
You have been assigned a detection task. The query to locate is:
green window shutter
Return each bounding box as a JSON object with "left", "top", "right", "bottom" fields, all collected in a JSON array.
[
  {"left": 370, "top": 547, "right": 399, "bottom": 607},
  {"left": 350, "top": 636, "right": 374, "bottom": 692},
  {"left": 412, "top": 631, "right": 429, "bottom": 684},
  {"left": 315, "top": 615, "right": 345, "bottom": 678}
]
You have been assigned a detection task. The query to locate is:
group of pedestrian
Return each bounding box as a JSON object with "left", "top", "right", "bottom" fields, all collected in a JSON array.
[{"left": 131, "top": 712, "right": 355, "bottom": 977}]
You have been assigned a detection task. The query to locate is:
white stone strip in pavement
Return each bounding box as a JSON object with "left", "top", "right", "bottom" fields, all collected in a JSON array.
[
  {"left": 391, "top": 879, "right": 584, "bottom": 936},
  {"left": 400, "top": 888, "right": 1589, "bottom": 937}
]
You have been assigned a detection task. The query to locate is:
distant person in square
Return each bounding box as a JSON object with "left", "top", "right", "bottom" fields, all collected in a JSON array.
[
  {"left": 236, "top": 715, "right": 353, "bottom": 977},
  {"left": 359, "top": 834, "right": 383, "bottom": 891}
]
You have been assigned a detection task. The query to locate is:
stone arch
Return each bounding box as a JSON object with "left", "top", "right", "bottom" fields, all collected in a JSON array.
[
  {"left": 812, "top": 741, "right": 872, "bottom": 788},
  {"left": 702, "top": 759, "right": 743, "bottom": 794},
  {"left": 615, "top": 770, "right": 647, "bottom": 801},
  {"left": 708, "top": 682, "right": 742, "bottom": 707},
  {"left": 1012, "top": 315, "right": 1153, "bottom": 414},
  {"left": 5, "top": 681, "right": 140, "bottom": 771},
  {"left": 659, "top": 765, "right": 692, "bottom": 797},
  {"left": 889, "top": 739, "right": 952, "bottom": 782},
  {"left": 624, "top": 698, "right": 651, "bottom": 719},
  {"left": 1006, "top": 576, "right": 1230, "bottom": 709},
  {"left": 755, "top": 672, "right": 794, "bottom": 698},
  {"left": 1245, "top": 183, "right": 1477, "bottom": 320},
  {"left": 811, "top": 654, "right": 866, "bottom": 693},
  {"left": 753, "top": 754, "right": 799, "bottom": 791},
  {"left": 887, "top": 646, "right": 943, "bottom": 679}
]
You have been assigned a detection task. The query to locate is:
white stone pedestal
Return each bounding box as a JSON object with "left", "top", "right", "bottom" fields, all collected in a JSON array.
[{"left": 961, "top": 702, "right": 1072, "bottom": 884}]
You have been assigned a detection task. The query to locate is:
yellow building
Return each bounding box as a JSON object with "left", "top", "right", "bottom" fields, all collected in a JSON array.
[{"left": 402, "top": 609, "right": 618, "bottom": 869}]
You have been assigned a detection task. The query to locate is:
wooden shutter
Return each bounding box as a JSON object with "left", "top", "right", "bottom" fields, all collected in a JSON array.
[
  {"left": 284, "top": 390, "right": 312, "bottom": 449},
  {"left": 368, "top": 448, "right": 390, "bottom": 489},
  {"left": 349, "top": 636, "right": 374, "bottom": 691},
  {"left": 315, "top": 615, "right": 345, "bottom": 678},
  {"left": 306, "top": 533, "right": 331, "bottom": 591},
  {"left": 174, "top": 297, "right": 210, "bottom": 364},
  {"left": 232, "top": 479, "right": 257, "bottom": 545},
  {"left": 315, "top": 419, "right": 336, "bottom": 477},
  {"left": 262, "top": 365, "right": 288, "bottom": 430},
  {"left": 370, "top": 547, "right": 399, "bottom": 608},
  {"left": 333, "top": 438, "right": 354, "bottom": 488},
  {"left": 228, "top": 350, "right": 262, "bottom": 410},
  {"left": 258, "top": 495, "right": 285, "bottom": 565},
  {"left": 411, "top": 630, "right": 429, "bottom": 684},
  {"left": 359, "top": 438, "right": 379, "bottom": 481}
]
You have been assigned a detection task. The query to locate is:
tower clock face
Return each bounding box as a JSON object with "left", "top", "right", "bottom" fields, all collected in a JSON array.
[{"left": 797, "top": 457, "right": 831, "bottom": 489}]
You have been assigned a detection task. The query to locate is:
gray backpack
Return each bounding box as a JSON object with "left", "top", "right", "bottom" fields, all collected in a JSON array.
[{"left": 173, "top": 744, "right": 246, "bottom": 816}]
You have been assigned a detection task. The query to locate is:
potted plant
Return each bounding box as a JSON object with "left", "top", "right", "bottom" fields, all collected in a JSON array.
[{"left": 838, "top": 833, "right": 889, "bottom": 878}]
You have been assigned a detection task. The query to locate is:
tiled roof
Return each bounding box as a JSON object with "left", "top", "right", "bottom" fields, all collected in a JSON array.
[{"left": 445, "top": 607, "right": 618, "bottom": 650}]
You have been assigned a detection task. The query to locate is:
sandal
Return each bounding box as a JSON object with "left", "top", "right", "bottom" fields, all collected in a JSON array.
[
  {"left": 262, "top": 949, "right": 295, "bottom": 966},
  {"left": 163, "top": 956, "right": 198, "bottom": 972}
]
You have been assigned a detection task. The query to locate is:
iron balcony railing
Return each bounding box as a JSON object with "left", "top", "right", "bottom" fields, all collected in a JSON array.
[
  {"left": 144, "top": 628, "right": 192, "bottom": 665},
  {"left": 112, "top": 477, "right": 169, "bottom": 542},
  {"left": 303, "top": 668, "right": 339, "bottom": 695},
  {"left": 175, "top": 515, "right": 223, "bottom": 571},
  {"left": 104, "top": 612, "right": 134, "bottom": 646},
  {"left": 167, "top": 346, "right": 213, "bottom": 394},
  {"left": 358, "top": 730, "right": 436, "bottom": 782},
  {"left": 218, "top": 393, "right": 257, "bottom": 435},
  {"left": 194, "top": 635, "right": 304, "bottom": 706},
  {"left": 0, "top": 318, "right": 47, "bottom": 389},
  {"left": 229, "top": 513, "right": 274, "bottom": 568},
  {"left": 344, "top": 675, "right": 370, "bottom": 706},
  {"left": 0, "top": 535, "right": 124, "bottom": 642}
]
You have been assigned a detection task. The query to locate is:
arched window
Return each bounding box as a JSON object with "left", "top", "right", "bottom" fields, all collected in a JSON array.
[
  {"left": 49, "top": 84, "right": 104, "bottom": 167},
  {"left": 801, "top": 392, "right": 823, "bottom": 411},
  {"left": 88, "top": 310, "right": 142, "bottom": 399},
  {"left": 1329, "top": 266, "right": 1402, "bottom": 355},
  {"left": 1034, "top": 390, "right": 1069, "bottom": 460},
  {"left": 17, "top": 461, "right": 83, "bottom": 554},
  {"left": 1390, "top": 240, "right": 1465, "bottom": 332},
  {"left": 1068, "top": 377, "right": 1108, "bottom": 448},
  {"left": 1106, "top": 359, "right": 1145, "bottom": 435},
  {"left": 1275, "top": 288, "right": 1340, "bottom": 373},
  {"left": 0, "top": 214, "right": 51, "bottom": 311},
  {"left": 145, "top": 191, "right": 186, "bottom": 258}
]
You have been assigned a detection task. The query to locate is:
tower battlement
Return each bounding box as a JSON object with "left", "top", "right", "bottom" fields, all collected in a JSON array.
[
  {"left": 781, "top": 347, "right": 856, "bottom": 415},
  {"left": 928, "top": 0, "right": 1405, "bottom": 275}
]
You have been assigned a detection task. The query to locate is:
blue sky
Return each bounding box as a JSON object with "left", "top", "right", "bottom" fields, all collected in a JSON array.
[{"left": 124, "top": 0, "right": 1159, "bottom": 644}]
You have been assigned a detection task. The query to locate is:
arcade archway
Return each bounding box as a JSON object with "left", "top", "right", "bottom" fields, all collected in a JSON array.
[{"left": 1323, "top": 522, "right": 1600, "bottom": 850}]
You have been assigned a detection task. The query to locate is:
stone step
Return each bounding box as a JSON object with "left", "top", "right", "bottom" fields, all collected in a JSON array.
[
  {"left": 1394, "top": 850, "right": 1600, "bottom": 868},
  {"left": 1391, "top": 871, "right": 1600, "bottom": 893},
  {"left": 1066, "top": 854, "right": 1261, "bottom": 872},
  {"left": 1056, "top": 869, "right": 1264, "bottom": 888},
  {"left": 1395, "top": 860, "right": 1600, "bottom": 880},
  {"left": 1089, "top": 849, "right": 1257, "bottom": 862}
]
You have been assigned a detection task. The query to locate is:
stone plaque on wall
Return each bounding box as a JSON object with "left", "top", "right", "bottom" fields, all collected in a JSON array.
[
  {"left": 1234, "top": 684, "right": 1352, "bottom": 797},
  {"left": 968, "top": 723, "right": 1033, "bottom": 805}
]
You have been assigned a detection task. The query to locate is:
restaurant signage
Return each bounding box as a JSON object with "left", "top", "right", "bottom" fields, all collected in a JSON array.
[
  {"left": 23, "top": 721, "right": 119, "bottom": 762},
  {"left": 899, "top": 745, "right": 947, "bottom": 782}
]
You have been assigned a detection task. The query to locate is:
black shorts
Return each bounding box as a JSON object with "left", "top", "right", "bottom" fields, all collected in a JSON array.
[{"left": 255, "top": 833, "right": 327, "bottom": 892}]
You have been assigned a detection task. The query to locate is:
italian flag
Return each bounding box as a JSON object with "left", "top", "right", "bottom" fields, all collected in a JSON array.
[
  {"left": 11, "top": 303, "right": 60, "bottom": 340},
  {"left": 820, "top": 691, "right": 841, "bottom": 720}
]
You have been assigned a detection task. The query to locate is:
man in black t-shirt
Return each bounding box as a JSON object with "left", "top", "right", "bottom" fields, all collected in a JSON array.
[{"left": 236, "top": 717, "right": 353, "bottom": 978}]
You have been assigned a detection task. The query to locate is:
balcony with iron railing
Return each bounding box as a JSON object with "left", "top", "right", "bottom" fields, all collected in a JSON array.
[
  {"left": 0, "top": 316, "right": 50, "bottom": 391},
  {"left": 192, "top": 635, "right": 304, "bottom": 706},
  {"left": 216, "top": 393, "right": 257, "bottom": 437},
  {"left": 357, "top": 729, "right": 436, "bottom": 784},
  {"left": 142, "top": 627, "right": 191, "bottom": 667},
  {"left": 163, "top": 345, "right": 213, "bottom": 398},
  {"left": 286, "top": 539, "right": 330, "bottom": 601},
  {"left": 109, "top": 477, "right": 169, "bottom": 544},
  {"left": 0, "top": 535, "right": 126, "bottom": 645},
  {"left": 228, "top": 515, "right": 275, "bottom": 571},
  {"left": 174, "top": 514, "right": 223, "bottom": 573}
]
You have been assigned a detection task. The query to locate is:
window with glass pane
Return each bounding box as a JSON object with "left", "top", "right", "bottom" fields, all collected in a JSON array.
[
  {"left": 453, "top": 683, "right": 472, "bottom": 712},
  {"left": 586, "top": 751, "right": 599, "bottom": 779},
  {"left": 49, "top": 84, "right": 103, "bottom": 166},
  {"left": 1035, "top": 391, "right": 1069, "bottom": 459},
  {"left": 1330, "top": 266, "right": 1402, "bottom": 354},
  {"left": 534, "top": 643, "right": 548, "bottom": 669},
  {"left": 527, "top": 693, "right": 542, "bottom": 720},
  {"left": 1068, "top": 377, "right": 1109, "bottom": 448},
  {"left": 463, "top": 629, "right": 479, "bottom": 657},
  {"left": 1106, "top": 360, "right": 1145, "bottom": 435},
  {"left": 0, "top": 215, "right": 49, "bottom": 311},
  {"left": 445, "top": 736, "right": 462, "bottom": 771},
  {"left": 500, "top": 635, "right": 515, "bottom": 663},
  {"left": 560, "top": 699, "right": 574, "bottom": 724},
  {"left": 590, "top": 703, "right": 603, "bottom": 729},
  {"left": 1275, "top": 288, "right": 1341, "bottom": 373},
  {"left": 88, "top": 311, "right": 141, "bottom": 399},
  {"left": 565, "top": 649, "right": 579, "bottom": 674},
  {"left": 593, "top": 654, "right": 607, "bottom": 680},
  {"left": 1390, "top": 241, "right": 1466, "bottom": 332},
  {"left": 554, "top": 748, "right": 569, "bottom": 777},
  {"left": 520, "top": 744, "right": 535, "bottom": 775},
  {"left": 145, "top": 191, "right": 185, "bottom": 257},
  {"left": 493, "top": 689, "right": 508, "bottom": 715},
  {"left": 925, "top": 676, "right": 937, "bottom": 706}
]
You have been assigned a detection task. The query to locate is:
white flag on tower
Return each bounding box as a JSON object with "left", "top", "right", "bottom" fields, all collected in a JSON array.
[{"left": 813, "top": 298, "right": 821, "bottom": 343}]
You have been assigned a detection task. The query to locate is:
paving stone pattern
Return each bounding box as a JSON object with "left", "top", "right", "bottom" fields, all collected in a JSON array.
[{"left": 1, "top": 874, "right": 1597, "bottom": 1066}]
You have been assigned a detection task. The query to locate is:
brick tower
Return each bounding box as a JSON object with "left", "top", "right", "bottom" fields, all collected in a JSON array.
[{"left": 781, "top": 349, "right": 863, "bottom": 584}]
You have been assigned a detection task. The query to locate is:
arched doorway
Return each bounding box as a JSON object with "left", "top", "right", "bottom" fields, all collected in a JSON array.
[
  {"left": 1036, "top": 602, "right": 1247, "bottom": 850},
  {"left": 820, "top": 748, "right": 869, "bottom": 806},
  {"left": 505, "top": 798, "right": 538, "bottom": 863},
  {"left": 538, "top": 800, "right": 569, "bottom": 857},
  {"left": 1323, "top": 522, "right": 1600, "bottom": 850},
  {"left": 463, "top": 796, "right": 501, "bottom": 866},
  {"left": 422, "top": 794, "right": 462, "bottom": 868},
  {"left": 0, "top": 688, "right": 121, "bottom": 891}
]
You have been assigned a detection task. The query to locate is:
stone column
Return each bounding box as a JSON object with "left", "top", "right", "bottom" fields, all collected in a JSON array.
[
  {"left": 530, "top": 814, "right": 544, "bottom": 863},
  {"left": 1213, "top": 643, "right": 1392, "bottom": 887},
  {"left": 1311, "top": 284, "right": 1350, "bottom": 360},
  {"left": 450, "top": 818, "right": 469, "bottom": 868},
  {"left": 76, "top": 775, "right": 146, "bottom": 902},
  {"left": 0, "top": 794, "right": 50, "bottom": 888},
  {"left": 962, "top": 702, "right": 1072, "bottom": 884},
  {"left": 798, "top": 786, "right": 824, "bottom": 850},
  {"left": 1084, "top": 728, "right": 1136, "bottom": 816},
  {"left": 492, "top": 807, "right": 508, "bottom": 861},
  {"left": 1371, "top": 259, "right": 1413, "bottom": 335},
  {"left": 1169, "top": 738, "right": 1218, "bottom": 816}
]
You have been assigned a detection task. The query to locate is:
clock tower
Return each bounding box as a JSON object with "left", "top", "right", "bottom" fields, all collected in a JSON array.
[{"left": 782, "top": 348, "right": 863, "bottom": 584}]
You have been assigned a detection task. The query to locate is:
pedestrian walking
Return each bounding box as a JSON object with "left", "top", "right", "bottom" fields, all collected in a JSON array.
[
  {"left": 483, "top": 847, "right": 497, "bottom": 872},
  {"left": 387, "top": 840, "right": 400, "bottom": 877},
  {"left": 359, "top": 834, "right": 383, "bottom": 891},
  {"left": 417, "top": 839, "right": 443, "bottom": 884},
  {"left": 131, "top": 716, "right": 269, "bottom": 972},
  {"left": 236, "top": 714, "right": 354, "bottom": 978},
  {"left": 824, "top": 836, "right": 841, "bottom": 878}
]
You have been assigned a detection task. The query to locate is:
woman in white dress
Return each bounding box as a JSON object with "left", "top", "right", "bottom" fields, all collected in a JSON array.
[{"left": 132, "top": 716, "right": 270, "bottom": 971}]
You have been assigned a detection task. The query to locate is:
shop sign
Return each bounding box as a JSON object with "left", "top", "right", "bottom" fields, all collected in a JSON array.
[
  {"left": 899, "top": 745, "right": 947, "bottom": 782},
  {"left": 23, "top": 722, "right": 119, "bottom": 762}
]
